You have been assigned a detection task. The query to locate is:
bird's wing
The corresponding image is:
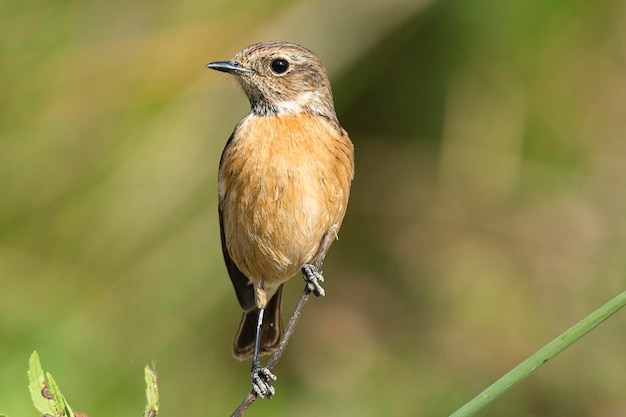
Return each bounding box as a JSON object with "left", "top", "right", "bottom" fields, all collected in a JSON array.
[{"left": 219, "top": 205, "right": 256, "bottom": 312}]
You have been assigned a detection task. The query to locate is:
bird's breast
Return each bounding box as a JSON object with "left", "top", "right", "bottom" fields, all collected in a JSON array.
[{"left": 218, "top": 113, "right": 353, "bottom": 284}]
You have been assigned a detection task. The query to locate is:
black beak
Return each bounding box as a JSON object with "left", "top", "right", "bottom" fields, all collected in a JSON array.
[{"left": 206, "top": 60, "right": 253, "bottom": 75}]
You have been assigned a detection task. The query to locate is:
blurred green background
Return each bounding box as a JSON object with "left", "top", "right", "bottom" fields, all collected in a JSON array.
[{"left": 1, "top": 0, "right": 625, "bottom": 416}]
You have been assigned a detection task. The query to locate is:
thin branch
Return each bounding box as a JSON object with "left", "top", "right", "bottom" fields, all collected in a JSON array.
[{"left": 230, "top": 227, "right": 337, "bottom": 417}]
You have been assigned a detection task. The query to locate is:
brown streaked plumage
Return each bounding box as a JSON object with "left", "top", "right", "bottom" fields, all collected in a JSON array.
[{"left": 207, "top": 41, "right": 354, "bottom": 398}]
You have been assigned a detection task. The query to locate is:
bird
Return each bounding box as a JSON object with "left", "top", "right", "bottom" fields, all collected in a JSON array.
[{"left": 206, "top": 41, "right": 354, "bottom": 398}]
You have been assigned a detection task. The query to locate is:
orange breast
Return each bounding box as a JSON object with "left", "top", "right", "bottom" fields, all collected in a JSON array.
[{"left": 219, "top": 113, "right": 354, "bottom": 286}]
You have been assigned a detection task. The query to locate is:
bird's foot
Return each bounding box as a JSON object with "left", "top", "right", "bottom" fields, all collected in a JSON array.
[
  {"left": 302, "top": 264, "right": 325, "bottom": 296},
  {"left": 251, "top": 364, "right": 276, "bottom": 399}
]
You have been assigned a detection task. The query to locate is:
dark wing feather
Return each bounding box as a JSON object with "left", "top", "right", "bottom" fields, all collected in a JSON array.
[{"left": 219, "top": 195, "right": 256, "bottom": 313}]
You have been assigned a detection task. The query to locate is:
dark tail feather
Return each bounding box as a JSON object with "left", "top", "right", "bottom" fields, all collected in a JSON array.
[{"left": 232, "top": 284, "right": 284, "bottom": 360}]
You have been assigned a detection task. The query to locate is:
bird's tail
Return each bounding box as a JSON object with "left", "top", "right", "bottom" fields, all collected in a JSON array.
[{"left": 232, "top": 284, "right": 284, "bottom": 360}]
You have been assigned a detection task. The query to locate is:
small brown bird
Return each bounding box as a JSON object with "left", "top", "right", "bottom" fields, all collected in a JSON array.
[{"left": 207, "top": 41, "right": 354, "bottom": 398}]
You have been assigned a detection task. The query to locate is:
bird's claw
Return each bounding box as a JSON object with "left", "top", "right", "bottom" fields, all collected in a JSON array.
[
  {"left": 251, "top": 365, "right": 276, "bottom": 399},
  {"left": 302, "top": 264, "right": 325, "bottom": 296}
]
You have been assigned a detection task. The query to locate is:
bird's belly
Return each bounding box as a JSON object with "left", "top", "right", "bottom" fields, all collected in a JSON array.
[{"left": 222, "top": 167, "right": 330, "bottom": 285}]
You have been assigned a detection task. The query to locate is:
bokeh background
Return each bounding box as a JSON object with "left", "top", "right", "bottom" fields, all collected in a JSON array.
[{"left": 2, "top": 0, "right": 625, "bottom": 416}]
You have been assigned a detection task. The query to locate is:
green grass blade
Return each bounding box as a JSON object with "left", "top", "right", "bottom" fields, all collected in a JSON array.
[
  {"left": 143, "top": 364, "right": 160, "bottom": 417},
  {"left": 450, "top": 291, "right": 626, "bottom": 417}
]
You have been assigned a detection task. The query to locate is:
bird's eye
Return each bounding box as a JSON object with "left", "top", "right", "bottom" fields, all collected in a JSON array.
[{"left": 270, "top": 59, "right": 289, "bottom": 74}]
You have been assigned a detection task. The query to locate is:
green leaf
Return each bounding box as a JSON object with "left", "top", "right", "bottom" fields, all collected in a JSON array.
[
  {"left": 46, "top": 372, "right": 75, "bottom": 417},
  {"left": 27, "top": 351, "right": 58, "bottom": 416},
  {"left": 27, "top": 351, "right": 76, "bottom": 417}
]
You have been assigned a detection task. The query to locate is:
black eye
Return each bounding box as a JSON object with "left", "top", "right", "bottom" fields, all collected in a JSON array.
[{"left": 270, "top": 59, "right": 289, "bottom": 74}]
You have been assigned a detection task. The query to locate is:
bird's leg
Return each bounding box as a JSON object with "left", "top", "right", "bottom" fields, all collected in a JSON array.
[
  {"left": 250, "top": 307, "right": 276, "bottom": 398},
  {"left": 302, "top": 225, "right": 339, "bottom": 297}
]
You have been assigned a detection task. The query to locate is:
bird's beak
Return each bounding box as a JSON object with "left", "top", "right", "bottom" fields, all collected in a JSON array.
[{"left": 206, "top": 60, "right": 253, "bottom": 75}]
